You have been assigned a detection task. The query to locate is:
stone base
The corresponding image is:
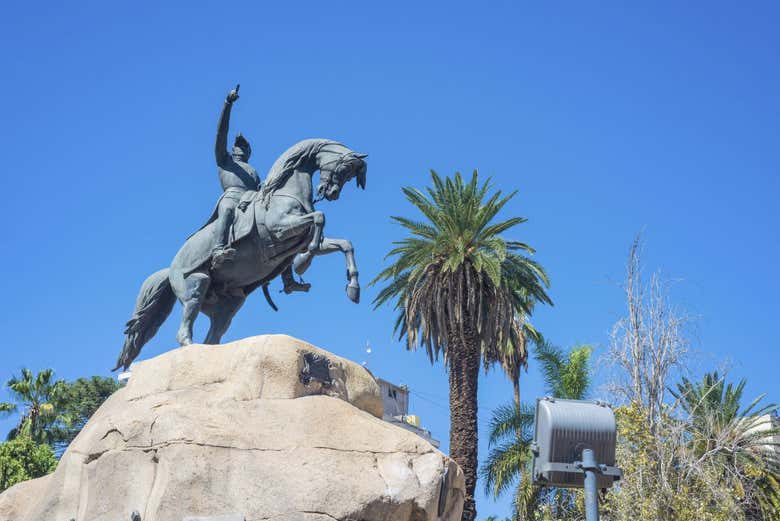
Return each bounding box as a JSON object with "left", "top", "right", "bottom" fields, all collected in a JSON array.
[{"left": 0, "top": 335, "right": 463, "bottom": 521}]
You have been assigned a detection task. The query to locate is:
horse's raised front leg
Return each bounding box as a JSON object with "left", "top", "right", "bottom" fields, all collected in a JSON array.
[
  {"left": 176, "top": 272, "right": 211, "bottom": 346},
  {"left": 270, "top": 210, "right": 325, "bottom": 253},
  {"left": 293, "top": 236, "right": 360, "bottom": 303}
]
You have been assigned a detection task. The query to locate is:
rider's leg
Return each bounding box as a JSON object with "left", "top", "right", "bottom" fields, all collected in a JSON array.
[
  {"left": 212, "top": 195, "right": 239, "bottom": 267},
  {"left": 176, "top": 272, "right": 211, "bottom": 345}
]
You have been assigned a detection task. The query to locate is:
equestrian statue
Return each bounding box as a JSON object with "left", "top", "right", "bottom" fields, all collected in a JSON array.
[{"left": 113, "top": 85, "right": 367, "bottom": 371}]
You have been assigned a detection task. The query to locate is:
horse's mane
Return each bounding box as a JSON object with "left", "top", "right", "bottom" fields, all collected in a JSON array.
[{"left": 261, "top": 138, "right": 342, "bottom": 204}]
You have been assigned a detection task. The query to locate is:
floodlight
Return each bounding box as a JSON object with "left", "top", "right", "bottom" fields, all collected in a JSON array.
[{"left": 531, "top": 397, "right": 623, "bottom": 521}]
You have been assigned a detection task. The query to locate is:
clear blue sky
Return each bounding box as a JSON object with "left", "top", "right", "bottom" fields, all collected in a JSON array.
[{"left": 1, "top": 1, "right": 778, "bottom": 517}]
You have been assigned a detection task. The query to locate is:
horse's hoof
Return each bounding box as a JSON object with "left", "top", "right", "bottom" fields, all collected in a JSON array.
[{"left": 346, "top": 283, "right": 360, "bottom": 303}]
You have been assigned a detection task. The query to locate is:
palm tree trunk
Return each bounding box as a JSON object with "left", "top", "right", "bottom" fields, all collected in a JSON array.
[
  {"left": 448, "top": 326, "right": 480, "bottom": 521},
  {"left": 515, "top": 326, "right": 526, "bottom": 411}
]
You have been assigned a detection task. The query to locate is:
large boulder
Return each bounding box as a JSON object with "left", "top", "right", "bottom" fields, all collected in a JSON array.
[{"left": 0, "top": 335, "right": 463, "bottom": 521}]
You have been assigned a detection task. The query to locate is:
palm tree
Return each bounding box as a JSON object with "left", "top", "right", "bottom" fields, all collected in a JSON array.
[
  {"left": 481, "top": 341, "right": 592, "bottom": 519},
  {"left": 481, "top": 402, "right": 537, "bottom": 519},
  {"left": 372, "top": 171, "right": 551, "bottom": 521},
  {"left": 533, "top": 339, "right": 592, "bottom": 401},
  {"left": 671, "top": 372, "right": 780, "bottom": 517},
  {"left": 0, "top": 368, "right": 64, "bottom": 444}
]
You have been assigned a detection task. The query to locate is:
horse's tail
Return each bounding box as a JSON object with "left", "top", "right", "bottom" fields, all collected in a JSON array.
[{"left": 113, "top": 268, "right": 176, "bottom": 372}]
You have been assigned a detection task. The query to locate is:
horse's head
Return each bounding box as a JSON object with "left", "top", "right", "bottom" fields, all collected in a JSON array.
[{"left": 316, "top": 150, "right": 367, "bottom": 202}]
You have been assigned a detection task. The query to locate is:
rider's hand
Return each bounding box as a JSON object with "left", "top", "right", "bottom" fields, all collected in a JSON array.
[{"left": 226, "top": 84, "right": 240, "bottom": 103}]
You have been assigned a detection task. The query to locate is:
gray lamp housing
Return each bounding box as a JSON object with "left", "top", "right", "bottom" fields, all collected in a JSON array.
[{"left": 531, "top": 397, "right": 622, "bottom": 489}]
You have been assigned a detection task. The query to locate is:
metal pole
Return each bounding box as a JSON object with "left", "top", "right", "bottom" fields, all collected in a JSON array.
[{"left": 581, "top": 448, "right": 600, "bottom": 521}]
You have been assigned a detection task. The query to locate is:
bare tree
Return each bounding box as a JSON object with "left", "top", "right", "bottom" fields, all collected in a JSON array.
[
  {"left": 606, "top": 235, "right": 693, "bottom": 432},
  {"left": 603, "top": 235, "right": 696, "bottom": 516}
]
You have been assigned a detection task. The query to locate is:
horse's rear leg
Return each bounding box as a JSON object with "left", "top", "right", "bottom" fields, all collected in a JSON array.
[
  {"left": 203, "top": 293, "right": 246, "bottom": 345},
  {"left": 176, "top": 272, "right": 211, "bottom": 346}
]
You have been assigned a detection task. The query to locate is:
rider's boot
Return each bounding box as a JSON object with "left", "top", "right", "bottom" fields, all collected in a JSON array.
[{"left": 281, "top": 265, "right": 311, "bottom": 294}]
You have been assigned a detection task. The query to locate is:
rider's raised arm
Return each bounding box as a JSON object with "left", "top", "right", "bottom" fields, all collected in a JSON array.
[
  {"left": 215, "top": 100, "right": 232, "bottom": 166},
  {"left": 215, "top": 85, "right": 240, "bottom": 166}
]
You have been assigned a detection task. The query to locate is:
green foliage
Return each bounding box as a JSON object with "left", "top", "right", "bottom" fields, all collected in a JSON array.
[
  {"left": 532, "top": 340, "right": 592, "bottom": 400},
  {"left": 50, "top": 376, "right": 121, "bottom": 451},
  {"left": 672, "top": 371, "right": 748, "bottom": 438},
  {"left": 603, "top": 375, "right": 780, "bottom": 521},
  {"left": 671, "top": 372, "right": 780, "bottom": 519},
  {"left": 0, "top": 368, "right": 64, "bottom": 444},
  {"left": 0, "top": 371, "right": 118, "bottom": 494},
  {"left": 0, "top": 420, "right": 57, "bottom": 492},
  {"left": 1, "top": 370, "right": 120, "bottom": 455},
  {"left": 481, "top": 403, "right": 535, "bottom": 499},
  {"left": 371, "top": 169, "right": 551, "bottom": 365},
  {"left": 604, "top": 402, "right": 741, "bottom": 521}
]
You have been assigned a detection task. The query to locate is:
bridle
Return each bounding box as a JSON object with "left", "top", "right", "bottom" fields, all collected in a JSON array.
[{"left": 314, "top": 152, "right": 355, "bottom": 203}]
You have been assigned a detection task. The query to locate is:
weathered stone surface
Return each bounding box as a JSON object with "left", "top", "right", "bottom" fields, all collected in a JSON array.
[{"left": 0, "top": 335, "right": 464, "bottom": 521}]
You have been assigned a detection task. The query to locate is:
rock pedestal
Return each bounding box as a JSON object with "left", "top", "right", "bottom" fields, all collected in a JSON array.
[{"left": 0, "top": 335, "right": 464, "bottom": 521}]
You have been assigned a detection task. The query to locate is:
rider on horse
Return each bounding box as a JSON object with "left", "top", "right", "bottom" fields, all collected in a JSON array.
[{"left": 212, "top": 85, "right": 308, "bottom": 293}]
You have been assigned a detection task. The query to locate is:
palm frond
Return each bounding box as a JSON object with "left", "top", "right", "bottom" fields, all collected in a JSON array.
[
  {"left": 487, "top": 402, "right": 535, "bottom": 445},
  {"left": 480, "top": 439, "right": 534, "bottom": 498}
]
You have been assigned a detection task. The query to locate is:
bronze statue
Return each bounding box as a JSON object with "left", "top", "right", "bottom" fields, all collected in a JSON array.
[{"left": 114, "top": 87, "right": 367, "bottom": 371}]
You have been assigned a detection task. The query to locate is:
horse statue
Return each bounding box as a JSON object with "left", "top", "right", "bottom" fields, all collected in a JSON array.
[{"left": 113, "top": 138, "right": 367, "bottom": 371}]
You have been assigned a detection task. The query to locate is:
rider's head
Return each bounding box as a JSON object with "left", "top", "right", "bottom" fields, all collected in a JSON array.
[{"left": 232, "top": 133, "right": 252, "bottom": 162}]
